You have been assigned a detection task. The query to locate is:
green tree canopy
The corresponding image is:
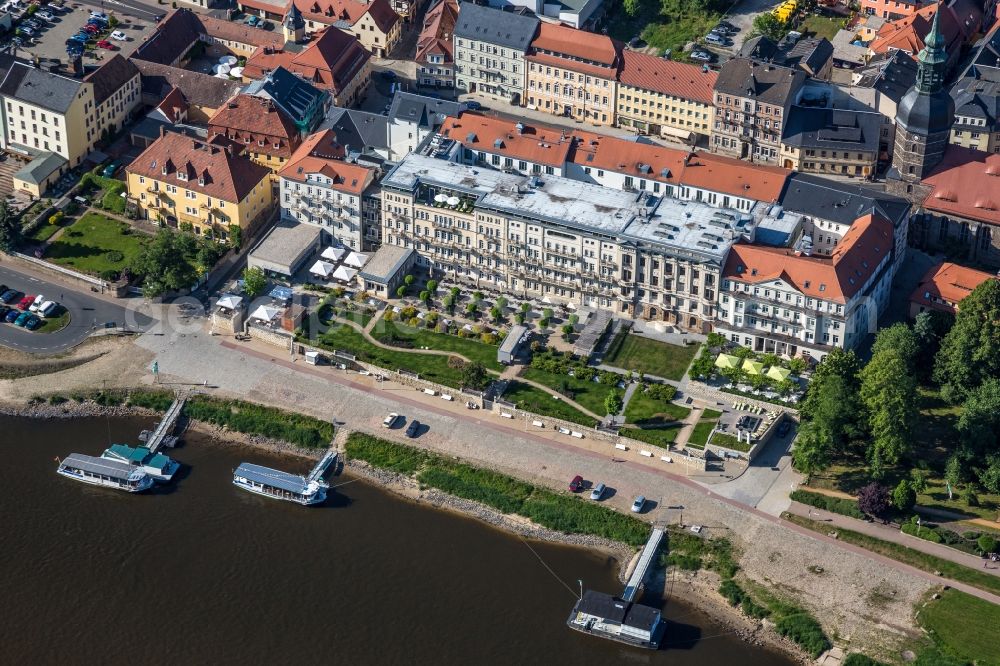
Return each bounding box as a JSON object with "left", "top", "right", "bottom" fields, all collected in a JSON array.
[
  {"left": 870, "top": 323, "right": 920, "bottom": 373},
  {"left": 460, "top": 361, "right": 490, "bottom": 390},
  {"left": 891, "top": 479, "right": 916, "bottom": 512},
  {"left": 934, "top": 279, "right": 1000, "bottom": 402},
  {"left": 131, "top": 229, "right": 198, "bottom": 298},
  {"left": 242, "top": 266, "right": 267, "bottom": 297},
  {"left": 751, "top": 13, "right": 785, "bottom": 41},
  {"left": 604, "top": 390, "right": 624, "bottom": 415},
  {"left": 956, "top": 378, "right": 1000, "bottom": 455},
  {"left": 860, "top": 348, "right": 917, "bottom": 478},
  {"left": 0, "top": 201, "right": 21, "bottom": 253}
]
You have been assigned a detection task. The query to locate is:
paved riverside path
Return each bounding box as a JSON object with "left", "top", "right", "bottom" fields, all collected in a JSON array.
[{"left": 786, "top": 501, "right": 1000, "bottom": 578}]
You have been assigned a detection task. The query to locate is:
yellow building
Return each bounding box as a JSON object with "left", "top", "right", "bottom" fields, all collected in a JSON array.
[
  {"left": 525, "top": 21, "right": 619, "bottom": 127},
  {"left": 126, "top": 131, "right": 274, "bottom": 240},
  {"left": 616, "top": 50, "right": 717, "bottom": 142}
]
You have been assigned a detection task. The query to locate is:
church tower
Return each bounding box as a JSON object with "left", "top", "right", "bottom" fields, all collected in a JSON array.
[
  {"left": 283, "top": 3, "right": 306, "bottom": 44},
  {"left": 890, "top": 5, "right": 954, "bottom": 184}
]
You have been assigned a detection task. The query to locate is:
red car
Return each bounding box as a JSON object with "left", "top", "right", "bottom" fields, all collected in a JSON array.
[
  {"left": 82, "top": 24, "right": 99, "bottom": 33},
  {"left": 569, "top": 475, "right": 584, "bottom": 492},
  {"left": 18, "top": 295, "right": 35, "bottom": 310},
  {"left": 97, "top": 40, "right": 114, "bottom": 49}
]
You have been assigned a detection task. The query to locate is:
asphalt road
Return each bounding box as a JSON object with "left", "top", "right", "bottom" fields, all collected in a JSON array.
[{"left": 0, "top": 264, "right": 155, "bottom": 354}]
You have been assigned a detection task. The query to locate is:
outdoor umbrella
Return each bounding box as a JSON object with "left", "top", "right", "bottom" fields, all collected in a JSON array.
[
  {"left": 766, "top": 365, "right": 791, "bottom": 382},
  {"left": 715, "top": 353, "right": 739, "bottom": 370},
  {"left": 742, "top": 359, "right": 764, "bottom": 375},
  {"left": 321, "top": 246, "right": 346, "bottom": 262},
  {"left": 250, "top": 305, "right": 281, "bottom": 322},
  {"left": 309, "top": 260, "right": 335, "bottom": 278}
]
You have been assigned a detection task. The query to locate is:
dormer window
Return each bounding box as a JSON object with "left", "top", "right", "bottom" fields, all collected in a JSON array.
[
  {"left": 198, "top": 176, "right": 205, "bottom": 186},
  {"left": 258, "top": 139, "right": 265, "bottom": 147},
  {"left": 177, "top": 171, "right": 187, "bottom": 181},
  {"left": 244, "top": 137, "right": 251, "bottom": 143},
  {"left": 161, "top": 165, "right": 168, "bottom": 175}
]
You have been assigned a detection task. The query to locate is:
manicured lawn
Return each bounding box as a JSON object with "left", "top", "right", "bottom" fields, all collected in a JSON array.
[
  {"left": 44, "top": 213, "right": 147, "bottom": 276},
  {"left": 26, "top": 220, "right": 66, "bottom": 243},
  {"left": 605, "top": 0, "right": 723, "bottom": 57},
  {"left": 783, "top": 513, "right": 1000, "bottom": 597},
  {"left": 312, "top": 323, "right": 468, "bottom": 388},
  {"left": 521, "top": 366, "right": 612, "bottom": 415},
  {"left": 623, "top": 424, "right": 683, "bottom": 447},
  {"left": 35, "top": 308, "right": 71, "bottom": 334},
  {"left": 708, "top": 432, "right": 750, "bottom": 452},
  {"left": 800, "top": 14, "right": 842, "bottom": 41},
  {"left": 604, "top": 333, "right": 698, "bottom": 381},
  {"left": 371, "top": 319, "right": 504, "bottom": 371},
  {"left": 919, "top": 588, "right": 1000, "bottom": 665},
  {"left": 624, "top": 389, "right": 690, "bottom": 425},
  {"left": 686, "top": 408, "right": 723, "bottom": 448},
  {"left": 503, "top": 381, "right": 597, "bottom": 427}
]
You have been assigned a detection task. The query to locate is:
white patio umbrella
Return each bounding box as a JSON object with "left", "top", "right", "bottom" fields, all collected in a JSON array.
[
  {"left": 434, "top": 193, "right": 448, "bottom": 203},
  {"left": 221, "top": 55, "right": 238, "bottom": 66},
  {"left": 344, "top": 251, "right": 367, "bottom": 268},
  {"left": 309, "top": 260, "right": 335, "bottom": 278},
  {"left": 446, "top": 196, "right": 460, "bottom": 206},
  {"left": 321, "top": 246, "right": 346, "bottom": 262},
  {"left": 229, "top": 66, "right": 244, "bottom": 78},
  {"left": 332, "top": 266, "right": 357, "bottom": 282},
  {"left": 250, "top": 305, "right": 281, "bottom": 322},
  {"left": 213, "top": 63, "right": 231, "bottom": 75},
  {"left": 217, "top": 294, "right": 243, "bottom": 310}
]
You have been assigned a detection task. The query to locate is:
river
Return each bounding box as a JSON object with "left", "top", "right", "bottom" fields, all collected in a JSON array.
[{"left": 0, "top": 415, "right": 794, "bottom": 665}]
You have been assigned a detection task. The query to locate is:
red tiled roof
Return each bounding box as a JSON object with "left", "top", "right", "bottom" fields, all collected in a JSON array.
[
  {"left": 279, "top": 129, "right": 375, "bottom": 194},
  {"left": 526, "top": 51, "right": 617, "bottom": 79},
  {"left": 208, "top": 94, "right": 300, "bottom": 159},
  {"left": 416, "top": 0, "right": 458, "bottom": 65},
  {"left": 909, "top": 261, "right": 995, "bottom": 314},
  {"left": 723, "top": 213, "right": 894, "bottom": 303},
  {"left": 530, "top": 20, "right": 618, "bottom": 66},
  {"left": 199, "top": 15, "right": 285, "bottom": 49},
  {"left": 294, "top": 0, "right": 398, "bottom": 33},
  {"left": 243, "top": 27, "right": 370, "bottom": 94},
  {"left": 126, "top": 131, "right": 271, "bottom": 203},
  {"left": 436, "top": 113, "right": 790, "bottom": 201},
  {"left": 155, "top": 86, "right": 188, "bottom": 122},
  {"left": 618, "top": 50, "right": 716, "bottom": 104},
  {"left": 921, "top": 146, "right": 1000, "bottom": 226}
]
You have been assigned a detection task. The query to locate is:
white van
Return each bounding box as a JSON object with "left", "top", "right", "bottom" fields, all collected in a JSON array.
[
  {"left": 39, "top": 301, "right": 57, "bottom": 318},
  {"left": 705, "top": 33, "right": 728, "bottom": 46}
]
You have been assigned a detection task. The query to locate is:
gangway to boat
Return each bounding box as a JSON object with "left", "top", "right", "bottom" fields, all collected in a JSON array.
[
  {"left": 306, "top": 447, "right": 338, "bottom": 488},
  {"left": 621, "top": 528, "right": 664, "bottom": 602},
  {"left": 146, "top": 396, "right": 186, "bottom": 454}
]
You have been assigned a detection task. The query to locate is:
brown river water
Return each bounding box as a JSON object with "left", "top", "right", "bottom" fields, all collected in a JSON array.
[{"left": 0, "top": 415, "right": 794, "bottom": 665}]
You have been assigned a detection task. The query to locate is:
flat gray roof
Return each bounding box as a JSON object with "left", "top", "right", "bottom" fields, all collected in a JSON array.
[
  {"left": 359, "top": 245, "right": 415, "bottom": 283},
  {"left": 249, "top": 220, "right": 322, "bottom": 276},
  {"left": 383, "top": 154, "right": 747, "bottom": 262},
  {"left": 14, "top": 151, "right": 67, "bottom": 185}
]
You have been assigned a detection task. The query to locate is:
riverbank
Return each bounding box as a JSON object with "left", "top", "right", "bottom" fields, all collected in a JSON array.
[{"left": 2, "top": 393, "right": 809, "bottom": 662}]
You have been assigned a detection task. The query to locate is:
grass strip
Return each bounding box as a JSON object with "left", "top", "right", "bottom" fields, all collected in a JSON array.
[
  {"left": 918, "top": 588, "right": 1000, "bottom": 666},
  {"left": 503, "top": 381, "right": 597, "bottom": 427},
  {"left": 371, "top": 320, "right": 504, "bottom": 371},
  {"left": 790, "top": 489, "right": 865, "bottom": 519},
  {"left": 345, "top": 432, "right": 650, "bottom": 546},
  {"left": 183, "top": 395, "right": 334, "bottom": 448},
  {"left": 783, "top": 513, "right": 1000, "bottom": 596}
]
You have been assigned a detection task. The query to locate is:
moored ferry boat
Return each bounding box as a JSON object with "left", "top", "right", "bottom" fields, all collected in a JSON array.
[
  {"left": 233, "top": 462, "right": 327, "bottom": 506},
  {"left": 56, "top": 453, "right": 154, "bottom": 493},
  {"left": 101, "top": 444, "right": 180, "bottom": 482},
  {"left": 566, "top": 590, "right": 665, "bottom": 650}
]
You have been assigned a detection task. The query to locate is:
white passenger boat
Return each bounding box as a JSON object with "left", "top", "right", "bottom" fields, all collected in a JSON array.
[
  {"left": 101, "top": 444, "right": 180, "bottom": 482},
  {"left": 233, "top": 462, "right": 326, "bottom": 506},
  {"left": 56, "top": 453, "right": 154, "bottom": 493}
]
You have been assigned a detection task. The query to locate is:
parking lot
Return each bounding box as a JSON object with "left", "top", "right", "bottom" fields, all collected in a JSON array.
[{"left": 9, "top": 1, "right": 158, "bottom": 65}]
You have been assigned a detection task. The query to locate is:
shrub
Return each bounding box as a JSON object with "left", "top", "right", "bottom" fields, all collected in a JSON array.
[
  {"left": 978, "top": 534, "right": 998, "bottom": 554},
  {"left": 719, "top": 579, "right": 745, "bottom": 606},
  {"left": 843, "top": 655, "right": 886, "bottom": 666},
  {"left": 48, "top": 395, "right": 67, "bottom": 405},
  {"left": 48, "top": 211, "right": 64, "bottom": 225},
  {"left": 774, "top": 612, "right": 831, "bottom": 658},
  {"left": 790, "top": 489, "right": 866, "bottom": 519},
  {"left": 901, "top": 520, "right": 944, "bottom": 543},
  {"left": 104, "top": 250, "right": 124, "bottom": 263},
  {"left": 892, "top": 479, "right": 916, "bottom": 512},
  {"left": 184, "top": 396, "right": 333, "bottom": 448}
]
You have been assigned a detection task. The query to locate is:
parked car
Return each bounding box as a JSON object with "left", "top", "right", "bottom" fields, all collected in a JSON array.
[
  {"left": 0, "top": 305, "right": 9, "bottom": 319},
  {"left": 25, "top": 315, "right": 41, "bottom": 330},
  {"left": 69, "top": 33, "right": 89, "bottom": 43},
  {"left": 36, "top": 10, "right": 54, "bottom": 20},
  {"left": 465, "top": 100, "right": 481, "bottom": 111},
  {"left": 18, "top": 27, "right": 34, "bottom": 37},
  {"left": 82, "top": 24, "right": 99, "bottom": 33},
  {"left": 28, "top": 294, "right": 44, "bottom": 312},
  {"left": 39, "top": 301, "right": 57, "bottom": 318},
  {"left": 589, "top": 482, "right": 606, "bottom": 501},
  {"left": 18, "top": 295, "right": 35, "bottom": 310},
  {"left": 405, "top": 419, "right": 421, "bottom": 438},
  {"left": 14, "top": 311, "right": 31, "bottom": 327},
  {"left": 89, "top": 11, "right": 109, "bottom": 20},
  {"left": 4, "top": 309, "right": 20, "bottom": 323},
  {"left": 1, "top": 289, "right": 18, "bottom": 303},
  {"left": 569, "top": 475, "right": 583, "bottom": 492},
  {"left": 110, "top": 30, "right": 127, "bottom": 40},
  {"left": 705, "top": 33, "right": 730, "bottom": 46},
  {"left": 690, "top": 50, "right": 714, "bottom": 62},
  {"left": 777, "top": 419, "right": 792, "bottom": 437},
  {"left": 23, "top": 19, "right": 41, "bottom": 29},
  {"left": 245, "top": 14, "right": 259, "bottom": 26},
  {"left": 631, "top": 496, "right": 646, "bottom": 513},
  {"left": 97, "top": 40, "right": 114, "bottom": 50},
  {"left": 0, "top": 284, "right": 6, "bottom": 294},
  {"left": 87, "top": 18, "right": 107, "bottom": 27},
  {"left": 382, "top": 412, "right": 400, "bottom": 428},
  {"left": 102, "top": 160, "right": 121, "bottom": 177}
]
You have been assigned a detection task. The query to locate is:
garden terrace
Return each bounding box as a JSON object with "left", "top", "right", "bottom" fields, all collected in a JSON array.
[
  {"left": 603, "top": 331, "right": 699, "bottom": 381},
  {"left": 371, "top": 317, "right": 505, "bottom": 372},
  {"left": 44, "top": 213, "right": 148, "bottom": 277},
  {"left": 503, "top": 381, "right": 597, "bottom": 427}
]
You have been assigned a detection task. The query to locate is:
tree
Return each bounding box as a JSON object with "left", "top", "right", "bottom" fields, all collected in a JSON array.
[
  {"left": 857, "top": 482, "right": 890, "bottom": 519},
  {"left": 396, "top": 285, "right": 407, "bottom": 298},
  {"left": 934, "top": 280, "right": 1000, "bottom": 402},
  {"left": 791, "top": 422, "right": 834, "bottom": 475},
  {"left": 891, "top": 479, "right": 916, "bottom": 512},
  {"left": 0, "top": 201, "right": 21, "bottom": 253},
  {"left": 228, "top": 224, "right": 242, "bottom": 251},
  {"left": 490, "top": 305, "right": 502, "bottom": 323},
  {"left": 860, "top": 348, "right": 916, "bottom": 478},
  {"left": 520, "top": 302, "right": 531, "bottom": 314},
  {"left": 944, "top": 452, "right": 972, "bottom": 493},
  {"left": 870, "top": 323, "right": 920, "bottom": 373},
  {"left": 957, "top": 379, "right": 1000, "bottom": 455},
  {"left": 909, "top": 468, "right": 929, "bottom": 495},
  {"left": 751, "top": 13, "right": 785, "bottom": 41},
  {"left": 978, "top": 534, "right": 998, "bottom": 555},
  {"left": 460, "top": 361, "right": 489, "bottom": 390},
  {"left": 604, "top": 390, "right": 623, "bottom": 415},
  {"left": 426, "top": 279, "right": 438, "bottom": 293},
  {"left": 623, "top": 0, "right": 639, "bottom": 16},
  {"left": 419, "top": 290, "right": 431, "bottom": 305},
  {"left": 131, "top": 229, "right": 198, "bottom": 297},
  {"left": 913, "top": 310, "right": 952, "bottom": 372},
  {"left": 561, "top": 323, "right": 574, "bottom": 339},
  {"left": 404, "top": 274, "right": 415, "bottom": 286},
  {"left": 465, "top": 302, "right": 478, "bottom": 316},
  {"left": 978, "top": 455, "right": 1000, "bottom": 494}
]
